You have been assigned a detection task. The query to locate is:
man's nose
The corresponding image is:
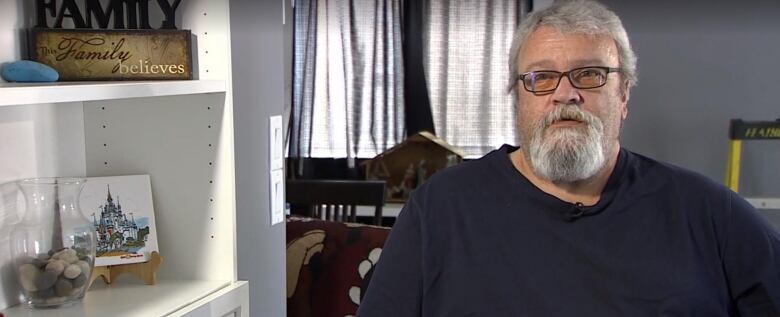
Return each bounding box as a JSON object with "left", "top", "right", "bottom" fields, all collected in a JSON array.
[{"left": 552, "top": 75, "right": 582, "bottom": 105}]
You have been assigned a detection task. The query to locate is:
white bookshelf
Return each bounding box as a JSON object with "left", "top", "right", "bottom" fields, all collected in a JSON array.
[
  {"left": 0, "top": 0, "right": 247, "bottom": 316},
  {"left": 0, "top": 80, "right": 226, "bottom": 107},
  {"left": 1, "top": 280, "right": 247, "bottom": 317}
]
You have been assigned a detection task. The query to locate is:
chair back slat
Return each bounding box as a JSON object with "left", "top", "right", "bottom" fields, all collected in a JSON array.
[{"left": 286, "top": 180, "right": 387, "bottom": 225}]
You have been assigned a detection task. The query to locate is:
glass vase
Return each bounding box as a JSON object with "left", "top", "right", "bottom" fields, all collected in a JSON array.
[{"left": 10, "top": 177, "right": 96, "bottom": 308}]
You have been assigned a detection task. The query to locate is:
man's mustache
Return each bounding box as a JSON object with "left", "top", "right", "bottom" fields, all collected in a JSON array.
[{"left": 542, "top": 105, "right": 596, "bottom": 128}]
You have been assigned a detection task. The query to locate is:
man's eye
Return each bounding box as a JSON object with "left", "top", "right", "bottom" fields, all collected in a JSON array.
[
  {"left": 533, "top": 73, "right": 555, "bottom": 81},
  {"left": 578, "top": 70, "right": 599, "bottom": 77}
]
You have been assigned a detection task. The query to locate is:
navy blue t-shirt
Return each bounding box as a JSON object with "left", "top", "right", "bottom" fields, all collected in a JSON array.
[{"left": 358, "top": 145, "right": 780, "bottom": 316}]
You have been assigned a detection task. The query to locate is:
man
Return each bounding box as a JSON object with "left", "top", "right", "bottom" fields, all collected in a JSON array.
[{"left": 358, "top": 0, "right": 780, "bottom": 316}]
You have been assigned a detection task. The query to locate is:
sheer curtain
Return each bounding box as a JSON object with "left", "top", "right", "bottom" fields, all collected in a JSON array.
[
  {"left": 291, "top": 0, "right": 405, "bottom": 159},
  {"left": 422, "top": 0, "right": 527, "bottom": 157}
]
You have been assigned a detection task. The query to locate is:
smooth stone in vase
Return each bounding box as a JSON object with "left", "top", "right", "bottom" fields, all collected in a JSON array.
[
  {"left": 76, "top": 260, "right": 90, "bottom": 276},
  {"left": 54, "top": 278, "right": 73, "bottom": 297},
  {"left": 33, "top": 287, "right": 55, "bottom": 299},
  {"left": 0, "top": 60, "right": 59, "bottom": 82},
  {"left": 64, "top": 253, "right": 79, "bottom": 264},
  {"left": 45, "top": 297, "right": 66, "bottom": 305},
  {"left": 34, "top": 270, "right": 58, "bottom": 291},
  {"left": 31, "top": 258, "right": 48, "bottom": 269},
  {"left": 45, "top": 260, "right": 66, "bottom": 275},
  {"left": 63, "top": 264, "right": 81, "bottom": 279},
  {"left": 18, "top": 264, "right": 40, "bottom": 292},
  {"left": 70, "top": 272, "right": 87, "bottom": 288}
]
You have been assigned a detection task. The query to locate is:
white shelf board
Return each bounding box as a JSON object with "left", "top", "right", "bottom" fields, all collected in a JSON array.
[
  {"left": 0, "top": 80, "right": 226, "bottom": 107},
  {"left": 1, "top": 279, "right": 232, "bottom": 317}
]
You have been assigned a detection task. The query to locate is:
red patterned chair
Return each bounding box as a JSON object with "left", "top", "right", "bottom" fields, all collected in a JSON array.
[{"left": 286, "top": 216, "right": 391, "bottom": 317}]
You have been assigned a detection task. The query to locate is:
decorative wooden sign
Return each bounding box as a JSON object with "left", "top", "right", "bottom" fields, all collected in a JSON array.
[{"left": 29, "top": 28, "right": 192, "bottom": 80}]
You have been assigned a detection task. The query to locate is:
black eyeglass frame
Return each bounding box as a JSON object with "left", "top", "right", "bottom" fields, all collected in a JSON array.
[{"left": 517, "top": 66, "right": 622, "bottom": 93}]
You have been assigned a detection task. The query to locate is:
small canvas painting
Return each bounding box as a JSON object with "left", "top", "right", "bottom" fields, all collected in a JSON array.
[{"left": 80, "top": 175, "right": 159, "bottom": 266}]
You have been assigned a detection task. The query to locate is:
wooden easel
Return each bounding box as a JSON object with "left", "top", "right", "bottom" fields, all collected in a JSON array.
[{"left": 88, "top": 251, "right": 163, "bottom": 289}]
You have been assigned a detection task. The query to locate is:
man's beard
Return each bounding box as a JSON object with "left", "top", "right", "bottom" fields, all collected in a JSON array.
[{"left": 526, "top": 105, "right": 608, "bottom": 183}]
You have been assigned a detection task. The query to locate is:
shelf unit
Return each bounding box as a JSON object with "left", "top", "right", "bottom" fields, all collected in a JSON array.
[
  {"left": 0, "top": 80, "right": 226, "bottom": 107},
  {"left": 1, "top": 280, "right": 247, "bottom": 317},
  {"left": 0, "top": 0, "right": 249, "bottom": 316}
]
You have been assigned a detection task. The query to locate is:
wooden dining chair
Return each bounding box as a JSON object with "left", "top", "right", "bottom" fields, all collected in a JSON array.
[{"left": 286, "top": 179, "right": 388, "bottom": 226}]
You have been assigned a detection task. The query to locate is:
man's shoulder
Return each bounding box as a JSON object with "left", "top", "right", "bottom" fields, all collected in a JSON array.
[
  {"left": 406, "top": 145, "right": 513, "bottom": 208},
  {"left": 423, "top": 145, "right": 511, "bottom": 188},
  {"left": 403, "top": 146, "right": 515, "bottom": 223},
  {"left": 624, "top": 149, "right": 728, "bottom": 194}
]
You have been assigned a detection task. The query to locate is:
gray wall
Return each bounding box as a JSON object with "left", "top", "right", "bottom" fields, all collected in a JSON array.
[
  {"left": 598, "top": 0, "right": 780, "bottom": 198},
  {"left": 230, "top": 0, "right": 291, "bottom": 315}
]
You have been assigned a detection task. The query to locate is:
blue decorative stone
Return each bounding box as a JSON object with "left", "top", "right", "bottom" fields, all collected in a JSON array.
[{"left": 1, "top": 60, "right": 59, "bottom": 82}]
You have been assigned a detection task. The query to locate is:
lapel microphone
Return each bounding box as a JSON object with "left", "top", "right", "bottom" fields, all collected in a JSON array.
[{"left": 563, "top": 202, "right": 588, "bottom": 222}]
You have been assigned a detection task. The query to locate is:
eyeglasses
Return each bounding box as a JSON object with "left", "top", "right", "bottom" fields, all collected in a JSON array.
[{"left": 517, "top": 66, "right": 622, "bottom": 93}]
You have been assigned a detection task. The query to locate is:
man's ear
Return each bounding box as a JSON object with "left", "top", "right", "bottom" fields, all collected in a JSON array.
[
  {"left": 621, "top": 81, "right": 631, "bottom": 102},
  {"left": 621, "top": 81, "right": 630, "bottom": 119}
]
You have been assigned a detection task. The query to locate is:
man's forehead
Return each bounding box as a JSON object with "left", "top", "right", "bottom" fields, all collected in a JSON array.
[
  {"left": 525, "top": 58, "right": 609, "bottom": 70},
  {"left": 525, "top": 25, "right": 613, "bottom": 46},
  {"left": 519, "top": 26, "right": 619, "bottom": 70}
]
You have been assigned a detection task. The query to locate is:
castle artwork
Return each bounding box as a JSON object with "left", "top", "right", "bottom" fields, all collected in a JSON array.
[{"left": 80, "top": 175, "right": 159, "bottom": 266}]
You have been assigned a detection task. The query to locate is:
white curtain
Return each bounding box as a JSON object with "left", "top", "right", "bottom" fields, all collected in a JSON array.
[
  {"left": 291, "top": 0, "right": 406, "bottom": 158},
  {"left": 423, "top": 0, "right": 525, "bottom": 157}
]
